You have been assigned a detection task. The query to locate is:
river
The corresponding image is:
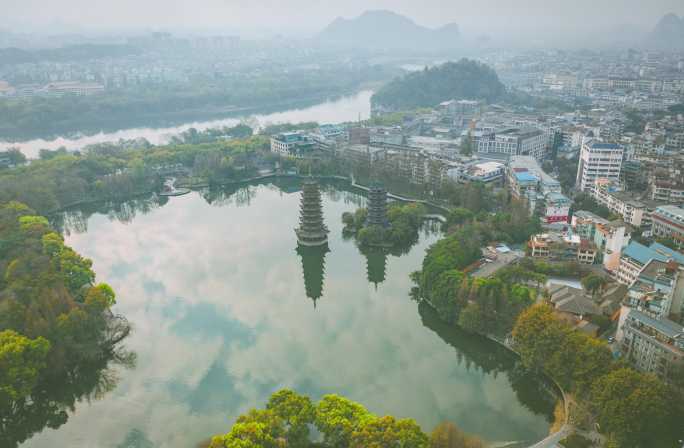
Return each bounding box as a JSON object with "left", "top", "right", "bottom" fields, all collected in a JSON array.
[
  {"left": 18, "top": 180, "right": 556, "bottom": 448},
  {"left": 3, "top": 90, "right": 373, "bottom": 159}
]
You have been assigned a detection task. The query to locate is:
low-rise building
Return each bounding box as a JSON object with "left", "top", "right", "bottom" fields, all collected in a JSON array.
[
  {"left": 570, "top": 211, "right": 629, "bottom": 271},
  {"left": 478, "top": 127, "right": 548, "bottom": 161},
  {"left": 544, "top": 192, "right": 571, "bottom": 224},
  {"left": 507, "top": 156, "right": 567, "bottom": 219},
  {"left": 626, "top": 259, "right": 684, "bottom": 320},
  {"left": 270, "top": 132, "right": 316, "bottom": 158},
  {"left": 370, "top": 127, "right": 404, "bottom": 146},
  {"left": 652, "top": 205, "right": 684, "bottom": 249},
  {"left": 589, "top": 179, "right": 648, "bottom": 228},
  {"left": 548, "top": 283, "right": 601, "bottom": 318},
  {"left": 460, "top": 161, "right": 505, "bottom": 183},
  {"left": 616, "top": 241, "right": 684, "bottom": 286},
  {"left": 339, "top": 144, "right": 387, "bottom": 166},
  {"left": 44, "top": 81, "right": 104, "bottom": 96},
  {"left": 593, "top": 219, "right": 630, "bottom": 272},
  {"left": 529, "top": 231, "right": 597, "bottom": 264}
]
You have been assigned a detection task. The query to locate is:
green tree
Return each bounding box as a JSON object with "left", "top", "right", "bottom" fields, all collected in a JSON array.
[
  {"left": 512, "top": 304, "right": 566, "bottom": 372},
  {"left": 429, "top": 421, "right": 485, "bottom": 448},
  {"left": 460, "top": 134, "right": 474, "bottom": 156},
  {"left": 210, "top": 409, "right": 285, "bottom": 448},
  {"left": 457, "top": 302, "right": 486, "bottom": 335},
  {"left": 315, "top": 394, "right": 373, "bottom": 448},
  {"left": 0, "top": 330, "right": 50, "bottom": 404},
  {"left": 591, "top": 368, "right": 677, "bottom": 448},
  {"left": 351, "top": 415, "right": 429, "bottom": 448},
  {"left": 266, "top": 389, "right": 315, "bottom": 447},
  {"left": 3, "top": 148, "right": 27, "bottom": 166},
  {"left": 581, "top": 274, "right": 607, "bottom": 298}
]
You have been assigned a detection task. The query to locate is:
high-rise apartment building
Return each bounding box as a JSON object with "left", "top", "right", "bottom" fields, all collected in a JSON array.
[{"left": 576, "top": 141, "right": 624, "bottom": 192}]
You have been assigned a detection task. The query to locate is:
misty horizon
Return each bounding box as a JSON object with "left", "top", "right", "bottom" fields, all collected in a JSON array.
[{"left": 1, "top": 0, "right": 684, "bottom": 47}]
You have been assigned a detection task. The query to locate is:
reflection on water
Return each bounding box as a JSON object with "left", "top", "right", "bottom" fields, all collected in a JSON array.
[
  {"left": 296, "top": 244, "right": 330, "bottom": 307},
  {"left": 2, "top": 341, "right": 135, "bottom": 448},
  {"left": 364, "top": 248, "right": 388, "bottom": 287},
  {"left": 27, "top": 181, "right": 554, "bottom": 448}
]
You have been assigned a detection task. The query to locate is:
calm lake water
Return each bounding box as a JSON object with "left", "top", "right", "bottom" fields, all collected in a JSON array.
[
  {"left": 3, "top": 90, "right": 373, "bottom": 159},
  {"left": 23, "top": 181, "right": 555, "bottom": 448}
]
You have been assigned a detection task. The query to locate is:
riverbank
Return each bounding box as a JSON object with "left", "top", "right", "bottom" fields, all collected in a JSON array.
[
  {"left": 422, "top": 299, "right": 571, "bottom": 448},
  {"left": 1, "top": 88, "right": 377, "bottom": 153}
]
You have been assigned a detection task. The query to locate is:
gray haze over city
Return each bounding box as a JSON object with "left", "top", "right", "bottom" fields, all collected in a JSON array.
[{"left": 2, "top": 0, "right": 684, "bottom": 46}]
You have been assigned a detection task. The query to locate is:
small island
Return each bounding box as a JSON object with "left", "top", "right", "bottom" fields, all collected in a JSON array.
[{"left": 342, "top": 184, "right": 426, "bottom": 250}]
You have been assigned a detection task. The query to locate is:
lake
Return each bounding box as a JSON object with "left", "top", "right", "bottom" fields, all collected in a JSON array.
[
  {"left": 21, "top": 180, "right": 555, "bottom": 448},
  {"left": 3, "top": 90, "right": 373, "bottom": 159}
]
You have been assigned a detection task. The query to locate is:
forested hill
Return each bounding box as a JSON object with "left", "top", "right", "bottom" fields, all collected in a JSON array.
[{"left": 371, "top": 59, "right": 506, "bottom": 111}]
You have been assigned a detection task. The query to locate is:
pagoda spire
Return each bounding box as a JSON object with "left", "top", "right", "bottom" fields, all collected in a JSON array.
[
  {"left": 295, "top": 179, "right": 329, "bottom": 247},
  {"left": 364, "top": 248, "right": 387, "bottom": 289},
  {"left": 296, "top": 244, "right": 330, "bottom": 308},
  {"left": 367, "top": 182, "right": 388, "bottom": 228}
]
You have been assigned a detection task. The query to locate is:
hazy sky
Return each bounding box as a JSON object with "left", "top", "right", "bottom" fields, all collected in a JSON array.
[{"left": 1, "top": 0, "right": 683, "bottom": 38}]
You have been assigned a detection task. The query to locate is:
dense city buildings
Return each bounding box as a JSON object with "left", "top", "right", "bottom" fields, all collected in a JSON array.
[{"left": 508, "top": 156, "right": 568, "bottom": 222}]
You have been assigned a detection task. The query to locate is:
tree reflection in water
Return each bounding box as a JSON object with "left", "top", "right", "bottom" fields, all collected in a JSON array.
[
  {"left": 1, "top": 338, "right": 136, "bottom": 448},
  {"left": 418, "top": 301, "right": 557, "bottom": 423}
]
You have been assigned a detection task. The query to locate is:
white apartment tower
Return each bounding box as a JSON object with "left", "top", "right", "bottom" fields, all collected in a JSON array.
[{"left": 576, "top": 141, "right": 624, "bottom": 192}]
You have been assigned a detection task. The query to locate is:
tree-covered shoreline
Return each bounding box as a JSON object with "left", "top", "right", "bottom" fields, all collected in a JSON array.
[
  {"left": 513, "top": 304, "right": 684, "bottom": 447},
  {"left": 0, "top": 202, "right": 133, "bottom": 447},
  {"left": 0, "top": 65, "right": 391, "bottom": 140}
]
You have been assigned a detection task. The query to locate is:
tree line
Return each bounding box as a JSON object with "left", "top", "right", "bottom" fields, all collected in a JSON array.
[
  {"left": 0, "top": 201, "right": 133, "bottom": 447},
  {"left": 207, "top": 389, "right": 485, "bottom": 448},
  {"left": 0, "top": 135, "right": 273, "bottom": 215},
  {"left": 0, "top": 64, "right": 392, "bottom": 140},
  {"left": 513, "top": 304, "right": 684, "bottom": 448}
]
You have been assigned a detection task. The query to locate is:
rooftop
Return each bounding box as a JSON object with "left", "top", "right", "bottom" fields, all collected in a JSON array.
[
  {"left": 622, "top": 241, "right": 684, "bottom": 266},
  {"left": 626, "top": 308, "right": 684, "bottom": 339},
  {"left": 654, "top": 205, "right": 684, "bottom": 222},
  {"left": 514, "top": 171, "right": 538, "bottom": 183},
  {"left": 587, "top": 142, "right": 623, "bottom": 150}
]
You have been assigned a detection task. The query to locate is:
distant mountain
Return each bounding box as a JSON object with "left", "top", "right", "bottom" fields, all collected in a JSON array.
[
  {"left": 371, "top": 59, "right": 505, "bottom": 111},
  {"left": 318, "top": 10, "right": 460, "bottom": 51},
  {"left": 645, "top": 13, "right": 684, "bottom": 50}
]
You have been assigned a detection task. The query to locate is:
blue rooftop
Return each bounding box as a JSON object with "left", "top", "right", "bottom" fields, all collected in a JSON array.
[
  {"left": 514, "top": 172, "right": 538, "bottom": 183},
  {"left": 650, "top": 242, "right": 684, "bottom": 264},
  {"left": 622, "top": 241, "right": 684, "bottom": 266}
]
